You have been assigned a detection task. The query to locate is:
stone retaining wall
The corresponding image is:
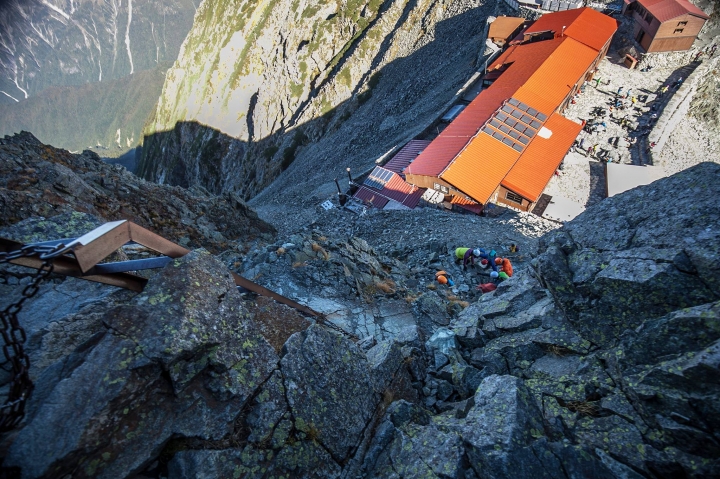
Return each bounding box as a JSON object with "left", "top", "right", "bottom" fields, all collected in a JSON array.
[{"left": 648, "top": 55, "right": 720, "bottom": 156}]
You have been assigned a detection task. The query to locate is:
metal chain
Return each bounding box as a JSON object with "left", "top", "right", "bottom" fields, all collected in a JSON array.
[{"left": 0, "top": 243, "right": 67, "bottom": 431}]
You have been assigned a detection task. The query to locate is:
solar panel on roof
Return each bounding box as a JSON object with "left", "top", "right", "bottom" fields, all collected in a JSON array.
[
  {"left": 490, "top": 119, "right": 502, "bottom": 128},
  {"left": 517, "top": 103, "right": 529, "bottom": 112},
  {"left": 511, "top": 110, "right": 522, "bottom": 119},
  {"left": 518, "top": 136, "right": 530, "bottom": 145},
  {"left": 527, "top": 107, "right": 538, "bottom": 117},
  {"left": 530, "top": 120, "right": 542, "bottom": 129},
  {"left": 497, "top": 112, "right": 508, "bottom": 121},
  {"left": 492, "top": 131, "right": 504, "bottom": 140},
  {"left": 509, "top": 130, "right": 520, "bottom": 140},
  {"left": 536, "top": 112, "right": 548, "bottom": 121},
  {"left": 502, "top": 137, "right": 513, "bottom": 147},
  {"left": 502, "top": 105, "right": 513, "bottom": 114},
  {"left": 512, "top": 143, "right": 523, "bottom": 152},
  {"left": 364, "top": 178, "right": 384, "bottom": 190},
  {"left": 364, "top": 167, "right": 394, "bottom": 190},
  {"left": 521, "top": 114, "right": 533, "bottom": 124},
  {"left": 499, "top": 124, "right": 511, "bottom": 134},
  {"left": 508, "top": 98, "right": 520, "bottom": 106}
]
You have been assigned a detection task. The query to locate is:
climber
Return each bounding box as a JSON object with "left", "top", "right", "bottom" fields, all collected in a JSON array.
[
  {"left": 509, "top": 243, "right": 519, "bottom": 253},
  {"left": 454, "top": 247, "right": 482, "bottom": 269},
  {"left": 495, "top": 257, "right": 514, "bottom": 277},
  {"left": 478, "top": 249, "right": 499, "bottom": 272},
  {"left": 435, "top": 271, "right": 455, "bottom": 287},
  {"left": 498, "top": 271, "right": 510, "bottom": 282}
]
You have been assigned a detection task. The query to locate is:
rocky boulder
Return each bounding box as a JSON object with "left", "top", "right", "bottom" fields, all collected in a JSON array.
[
  {"left": 281, "top": 324, "right": 377, "bottom": 462},
  {"left": 0, "top": 132, "right": 275, "bottom": 251},
  {"left": 535, "top": 162, "right": 720, "bottom": 347},
  {"left": 5, "top": 250, "right": 279, "bottom": 479}
]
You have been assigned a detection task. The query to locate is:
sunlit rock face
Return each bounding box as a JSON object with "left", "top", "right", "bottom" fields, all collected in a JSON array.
[{"left": 138, "top": 0, "right": 495, "bottom": 199}]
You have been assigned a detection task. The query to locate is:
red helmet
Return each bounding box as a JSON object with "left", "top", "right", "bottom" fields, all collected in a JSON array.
[
  {"left": 495, "top": 257, "right": 503, "bottom": 265},
  {"left": 437, "top": 275, "right": 448, "bottom": 284}
]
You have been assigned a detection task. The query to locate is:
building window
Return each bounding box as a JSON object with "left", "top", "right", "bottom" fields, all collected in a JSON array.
[
  {"left": 645, "top": 13, "right": 654, "bottom": 23},
  {"left": 674, "top": 28, "right": 684, "bottom": 34},
  {"left": 677, "top": 21, "right": 687, "bottom": 26},
  {"left": 433, "top": 183, "right": 449, "bottom": 194},
  {"left": 505, "top": 191, "right": 523, "bottom": 204}
]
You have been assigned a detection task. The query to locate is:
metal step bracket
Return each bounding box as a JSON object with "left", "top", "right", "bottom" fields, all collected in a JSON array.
[{"left": 1, "top": 220, "right": 322, "bottom": 318}]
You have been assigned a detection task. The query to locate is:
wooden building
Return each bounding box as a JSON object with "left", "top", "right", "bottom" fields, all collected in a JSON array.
[
  {"left": 488, "top": 16, "right": 526, "bottom": 48},
  {"left": 403, "top": 8, "right": 617, "bottom": 213},
  {"left": 624, "top": 0, "right": 709, "bottom": 52}
]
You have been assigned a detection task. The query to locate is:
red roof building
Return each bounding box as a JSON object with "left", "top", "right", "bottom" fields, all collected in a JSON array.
[
  {"left": 383, "top": 140, "right": 430, "bottom": 176},
  {"left": 403, "top": 7, "right": 616, "bottom": 213},
  {"left": 624, "top": 0, "right": 708, "bottom": 52},
  {"left": 522, "top": 7, "right": 619, "bottom": 52},
  {"left": 352, "top": 166, "right": 425, "bottom": 210}
]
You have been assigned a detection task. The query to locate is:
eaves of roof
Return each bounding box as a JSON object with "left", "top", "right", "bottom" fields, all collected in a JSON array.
[
  {"left": 501, "top": 113, "right": 582, "bottom": 202},
  {"left": 523, "top": 7, "right": 618, "bottom": 51}
]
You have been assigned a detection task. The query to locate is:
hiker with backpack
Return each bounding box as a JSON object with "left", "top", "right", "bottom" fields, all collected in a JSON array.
[
  {"left": 494, "top": 257, "right": 514, "bottom": 277},
  {"left": 454, "top": 247, "right": 482, "bottom": 270},
  {"left": 435, "top": 271, "right": 455, "bottom": 287}
]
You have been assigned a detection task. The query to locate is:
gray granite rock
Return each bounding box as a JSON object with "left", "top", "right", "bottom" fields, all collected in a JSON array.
[
  {"left": 6, "top": 250, "right": 278, "bottom": 479},
  {"left": 536, "top": 163, "right": 720, "bottom": 347},
  {"left": 280, "top": 324, "right": 376, "bottom": 462}
]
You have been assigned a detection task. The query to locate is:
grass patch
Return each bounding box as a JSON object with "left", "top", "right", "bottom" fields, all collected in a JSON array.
[
  {"left": 280, "top": 129, "right": 309, "bottom": 171},
  {"left": 374, "top": 278, "right": 396, "bottom": 294},
  {"left": 338, "top": 67, "right": 352, "bottom": 87},
  {"left": 302, "top": 5, "right": 321, "bottom": 18},
  {"left": 290, "top": 82, "right": 304, "bottom": 98},
  {"left": 311, "top": 242, "right": 330, "bottom": 260},
  {"left": 565, "top": 401, "right": 599, "bottom": 417},
  {"left": 368, "top": 71, "right": 382, "bottom": 89}
]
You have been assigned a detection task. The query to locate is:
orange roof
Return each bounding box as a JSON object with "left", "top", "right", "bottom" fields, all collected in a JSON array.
[
  {"left": 501, "top": 113, "right": 582, "bottom": 202},
  {"left": 405, "top": 39, "right": 562, "bottom": 177},
  {"left": 440, "top": 132, "right": 521, "bottom": 205},
  {"left": 513, "top": 37, "right": 598, "bottom": 116},
  {"left": 488, "top": 17, "right": 525, "bottom": 40},
  {"left": 523, "top": 7, "right": 618, "bottom": 52},
  {"left": 450, "top": 195, "right": 483, "bottom": 214},
  {"left": 450, "top": 195, "right": 478, "bottom": 205}
]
